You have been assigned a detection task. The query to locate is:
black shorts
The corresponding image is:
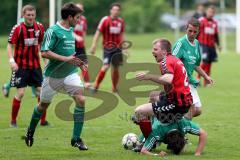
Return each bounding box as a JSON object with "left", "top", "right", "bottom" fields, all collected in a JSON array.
[
  {"left": 75, "top": 47, "right": 88, "bottom": 63},
  {"left": 200, "top": 44, "right": 218, "bottom": 63},
  {"left": 10, "top": 68, "right": 43, "bottom": 88},
  {"left": 103, "top": 48, "right": 123, "bottom": 67},
  {"left": 152, "top": 93, "right": 189, "bottom": 124}
]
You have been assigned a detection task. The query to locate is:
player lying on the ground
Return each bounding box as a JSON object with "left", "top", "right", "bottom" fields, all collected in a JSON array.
[{"left": 132, "top": 116, "right": 207, "bottom": 157}]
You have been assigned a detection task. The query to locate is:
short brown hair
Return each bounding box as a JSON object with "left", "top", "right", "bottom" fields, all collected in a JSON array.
[
  {"left": 152, "top": 38, "right": 172, "bottom": 53},
  {"left": 61, "top": 2, "right": 83, "bottom": 20},
  {"left": 187, "top": 17, "right": 200, "bottom": 29},
  {"left": 22, "top": 4, "right": 36, "bottom": 15},
  {"left": 110, "top": 2, "right": 121, "bottom": 10}
]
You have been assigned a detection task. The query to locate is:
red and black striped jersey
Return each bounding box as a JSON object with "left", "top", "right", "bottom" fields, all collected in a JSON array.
[
  {"left": 159, "top": 55, "right": 193, "bottom": 107},
  {"left": 8, "top": 21, "right": 44, "bottom": 69},
  {"left": 74, "top": 15, "right": 87, "bottom": 48},
  {"left": 198, "top": 17, "right": 219, "bottom": 47},
  {"left": 97, "top": 16, "right": 124, "bottom": 49}
]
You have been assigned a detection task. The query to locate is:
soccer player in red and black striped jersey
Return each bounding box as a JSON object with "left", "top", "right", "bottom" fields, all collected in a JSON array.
[
  {"left": 90, "top": 2, "right": 125, "bottom": 92},
  {"left": 7, "top": 4, "right": 48, "bottom": 127},
  {"left": 134, "top": 39, "right": 193, "bottom": 125},
  {"left": 74, "top": 3, "right": 91, "bottom": 88},
  {"left": 197, "top": 5, "right": 221, "bottom": 86}
]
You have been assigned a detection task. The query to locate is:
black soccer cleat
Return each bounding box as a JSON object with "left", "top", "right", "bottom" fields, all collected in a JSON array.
[
  {"left": 131, "top": 115, "right": 139, "bottom": 125},
  {"left": 71, "top": 138, "right": 88, "bottom": 150},
  {"left": 132, "top": 142, "right": 144, "bottom": 152},
  {"left": 25, "top": 128, "right": 35, "bottom": 147}
]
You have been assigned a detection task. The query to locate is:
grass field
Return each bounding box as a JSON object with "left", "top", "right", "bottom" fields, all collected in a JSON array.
[{"left": 0, "top": 32, "right": 240, "bottom": 160}]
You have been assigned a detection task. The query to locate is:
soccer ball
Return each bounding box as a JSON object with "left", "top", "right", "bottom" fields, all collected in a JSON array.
[{"left": 122, "top": 133, "right": 139, "bottom": 150}]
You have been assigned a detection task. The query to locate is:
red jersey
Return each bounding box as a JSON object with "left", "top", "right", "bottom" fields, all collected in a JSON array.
[
  {"left": 97, "top": 16, "right": 124, "bottom": 49},
  {"left": 8, "top": 22, "right": 44, "bottom": 69},
  {"left": 159, "top": 55, "right": 192, "bottom": 107},
  {"left": 198, "top": 17, "right": 219, "bottom": 47},
  {"left": 74, "top": 15, "right": 87, "bottom": 48}
]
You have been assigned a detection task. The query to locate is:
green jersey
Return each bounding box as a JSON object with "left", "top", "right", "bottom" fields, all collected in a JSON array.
[
  {"left": 41, "top": 22, "right": 78, "bottom": 78},
  {"left": 143, "top": 117, "right": 200, "bottom": 150},
  {"left": 172, "top": 35, "right": 201, "bottom": 88}
]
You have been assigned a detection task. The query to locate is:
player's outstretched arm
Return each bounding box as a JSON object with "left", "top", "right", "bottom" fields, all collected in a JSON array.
[
  {"left": 195, "top": 66, "right": 213, "bottom": 85},
  {"left": 140, "top": 147, "right": 167, "bottom": 157},
  {"left": 136, "top": 72, "right": 173, "bottom": 85},
  {"left": 89, "top": 30, "right": 101, "bottom": 55},
  {"left": 195, "top": 128, "right": 207, "bottom": 156}
]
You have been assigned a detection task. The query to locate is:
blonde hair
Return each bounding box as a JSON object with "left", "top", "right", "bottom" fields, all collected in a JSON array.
[{"left": 22, "top": 4, "right": 36, "bottom": 15}]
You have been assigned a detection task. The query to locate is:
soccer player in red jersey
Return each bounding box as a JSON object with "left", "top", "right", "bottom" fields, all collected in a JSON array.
[
  {"left": 90, "top": 2, "right": 125, "bottom": 92},
  {"left": 74, "top": 3, "right": 91, "bottom": 88},
  {"left": 197, "top": 5, "right": 221, "bottom": 86},
  {"left": 7, "top": 4, "right": 48, "bottom": 127},
  {"left": 134, "top": 39, "right": 193, "bottom": 126}
]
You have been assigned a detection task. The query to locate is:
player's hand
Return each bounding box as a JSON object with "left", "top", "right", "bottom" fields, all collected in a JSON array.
[
  {"left": 65, "top": 55, "right": 84, "bottom": 67},
  {"left": 89, "top": 45, "right": 96, "bottom": 55},
  {"left": 10, "top": 62, "right": 18, "bottom": 71},
  {"left": 136, "top": 72, "right": 149, "bottom": 81},
  {"left": 157, "top": 151, "right": 167, "bottom": 157},
  {"left": 204, "top": 75, "right": 213, "bottom": 86},
  {"left": 75, "top": 35, "right": 84, "bottom": 42}
]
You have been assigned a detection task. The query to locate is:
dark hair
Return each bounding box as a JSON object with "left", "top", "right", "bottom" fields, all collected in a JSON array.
[
  {"left": 165, "top": 129, "right": 185, "bottom": 155},
  {"left": 152, "top": 38, "right": 172, "bottom": 53},
  {"left": 187, "top": 17, "right": 200, "bottom": 29},
  {"left": 110, "top": 2, "right": 121, "bottom": 10},
  {"left": 61, "top": 2, "right": 83, "bottom": 20}
]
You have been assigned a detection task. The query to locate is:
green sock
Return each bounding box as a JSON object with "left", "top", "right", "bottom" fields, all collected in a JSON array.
[
  {"left": 72, "top": 106, "right": 85, "bottom": 140},
  {"left": 5, "top": 82, "right": 11, "bottom": 90},
  {"left": 29, "top": 106, "right": 43, "bottom": 131}
]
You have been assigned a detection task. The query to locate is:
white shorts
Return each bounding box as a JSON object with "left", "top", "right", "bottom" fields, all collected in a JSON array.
[
  {"left": 190, "top": 84, "right": 202, "bottom": 108},
  {"left": 40, "top": 73, "right": 84, "bottom": 103}
]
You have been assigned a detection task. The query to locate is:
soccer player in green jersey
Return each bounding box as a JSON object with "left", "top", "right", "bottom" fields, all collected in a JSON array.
[
  {"left": 172, "top": 18, "right": 213, "bottom": 119},
  {"left": 24, "top": 3, "right": 88, "bottom": 150},
  {"left": 134, "top": 117, "right": 207, "bottom": 157}
]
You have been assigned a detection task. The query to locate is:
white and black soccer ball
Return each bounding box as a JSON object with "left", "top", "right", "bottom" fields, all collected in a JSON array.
[{"left": 122, "top": 133, "right": 139, "bottom": 150}]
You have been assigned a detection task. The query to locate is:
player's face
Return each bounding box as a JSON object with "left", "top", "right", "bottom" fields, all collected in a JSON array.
[
  {"left": 23, "top": 10, "right": 36, "bottom": 26},
  {"left": 110, "top": 6, "right": 121, "bottom": 17},
  {"left": 69, "top": 13, "right": 81, "bottom": 27},
  {"left": 152, "top": 42, "right": 166, "bottom": 62},
  {"left": 186, "top": 24, "right": 199, "bottom": 42},
  {"left": 206, "top": 8, "right": 215, "bottom": 19}
]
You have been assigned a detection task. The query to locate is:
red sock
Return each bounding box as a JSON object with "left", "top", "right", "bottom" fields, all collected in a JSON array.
[
  {"left": 204, "top": 63, "right": 211, "bottom": 86},
  {"left": 40, "top": 111, "right": 46, "bottom": 124},
  {"left": 82, "top": 70, "right": 90, "bottom": 82},
  {"left": 139, "top": 120, "right": 152, "bottom": 138},
  {"left": 37, "top": 97, "right": 47, "bottom": 124},
  {"left": 11, "top": 97, "right": 21, "bottom": 123},
  {"left": 111, "top": 69, "right": 119, "bottom": 91},
  {"left": 95, "top": 70, "right": 106, "bottom": 89}
]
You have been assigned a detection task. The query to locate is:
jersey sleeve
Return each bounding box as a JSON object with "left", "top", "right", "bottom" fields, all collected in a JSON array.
[
  {"left": 121, "top": 19, "right": 125, "bottom": 33},
  {"left": 143, "top": 133, "right": 157, "bottom": 151},
  {"left": 38, "top": 23, "right": 45, "bottom": 44},
  {"left": 97, "top": 17, "right": 107, "bottom": 32},
  {"left": 165, "top": 58, "right": 175, "bottom": 74},
  {"left": 41, "top": 28, "right": 57, "bottom": 52},
  {"left": 8, "top": 24, "right": 20, "bottom": 44},
  {"left": 196, "top": 42, "right": 201, "bottom": 66},
  {"left": 172, "top": 41, "right": 184, "bottom": 59},
  {"left": 84, "top": 18, "right": 87, "bottom": 33},
  {"left": 183, "top": 120, "right": 200, "bottom": 135}
]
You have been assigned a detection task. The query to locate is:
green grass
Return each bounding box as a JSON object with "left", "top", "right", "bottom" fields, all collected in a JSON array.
[{"left": 0, "top": 32, "right": 240, "bottom": 160}]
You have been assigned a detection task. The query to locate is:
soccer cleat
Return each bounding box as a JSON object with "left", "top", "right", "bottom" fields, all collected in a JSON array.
[
  {"left": 132, "top": 142, "right": 144, "bottom": 152},
  {"left": 89, "top": 86, "right": 98, "bottom": 94},
  {"left": 112, "top": 88, "right": 118, "bottom": 93},
  {"left": 10, "top": 122, "right": 18, "bottom": 128},
  {"left": 40, "top": 121, "right": 50, "bottom": 126},
  {"left": 131, "top": 115, "right": 139, "bottom": 125},
  {"left": 25, "top": 128, "right": 35, "bottom": 147},
  {"left": 2, "top": 84, "right": 10, "bottom": 98},
  {"left": 71, "top": 138, "right": 88, "bottom": 150}
]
